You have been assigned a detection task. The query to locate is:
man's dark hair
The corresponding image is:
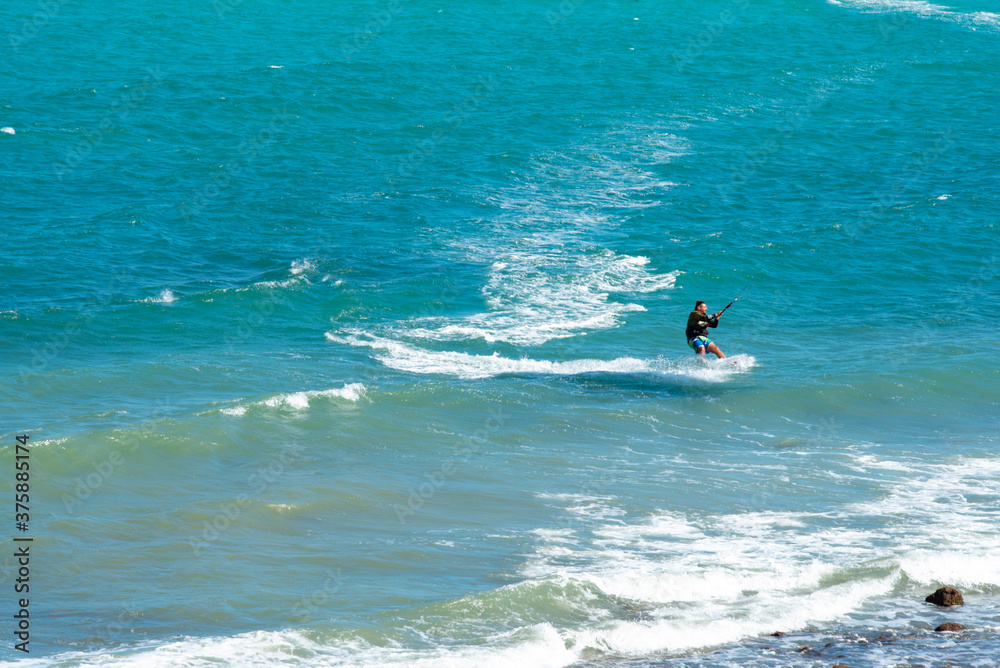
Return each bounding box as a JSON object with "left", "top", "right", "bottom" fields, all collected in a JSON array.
[{"left": 695, "top": 301, "right": 706, "bottom": 309}]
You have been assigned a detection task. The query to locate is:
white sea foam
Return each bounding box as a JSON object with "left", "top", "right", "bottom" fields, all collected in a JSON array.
[
  {"left": 495, "top": 455, "right": 1000, "bottom": 660},
  {"left": 31, "top": 437, "right": 70, "bottom": 448},
  {"left": 374, "top": 131, "right": 684, "bottom": 349},
  {"left": 827, "top": 0, "right": 948, "bottom": 14},
  {"left": 561, "top": 575, "right": 897, "bottom": 656},
  {"left": 326, "top": 332, "right": 754, "bottom": 381},
  {"left": 849, "top": 454, "right": 919, "bottom": 472},
  {"left": 290, "top": 258, "right": 315, "bottom": 275},
  {"left": 828, "top": 0, "right": 1000, "bottom": 31},
  {"left": 899, "top": 549, "right": 1000, "bottom": 589},
  {"left": 348, "top": 624, "right": 576, "bottom": 668},
  {"left": 241, "top": 275, "right": 308, "bottom": 291},
  {"left": 844, "top": 457, "right": 1000, "bottom": 588},
  {"left": 244, "top": 260, "right": 316, "bottom": 290},
  {"left": 325, "top": 126, "right": 686, "bottom": 385},
  {"left": 34, "top": 626, "right": 577, "bottom": 668},
  {"left": 28, "top": 577, "right": 894, "bottom": 667},
  {"left": 30, "top": 456, "right": 1000, "bottom": 667},
  {"left": 229, "top": 259, "right": 318, "bottom": 293},
  {"left": 139, "top": 288, "right": 177, "bottom": 303},
  {"left": 1, "top": 126, "right": 14, "bottom": 135},
  {"left": 220, "top": 383, "right": 366, "bottom": 416},
  {"left": 971, "top": 11, "right": 1000, "bottom": 29},
  {"left": 403, "top": 249, "right": 679, "bottom": 346}
]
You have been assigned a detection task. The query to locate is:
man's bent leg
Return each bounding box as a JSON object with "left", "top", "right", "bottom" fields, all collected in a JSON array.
[{"left": 706, "top": 342, "right": 726, "bottom": 359}]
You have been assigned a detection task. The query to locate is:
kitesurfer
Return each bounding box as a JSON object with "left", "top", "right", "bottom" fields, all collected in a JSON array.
[{"left": 686, "top": 301, "right": 726, "bottom": 359}]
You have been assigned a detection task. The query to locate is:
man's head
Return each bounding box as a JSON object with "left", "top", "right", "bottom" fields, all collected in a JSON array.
[{"left": 695, "top": 301, "right": 707, "bottom": 313}]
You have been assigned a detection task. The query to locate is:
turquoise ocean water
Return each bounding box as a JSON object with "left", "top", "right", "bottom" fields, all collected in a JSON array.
[{"left": 3, "top": 0, "right": 999, "bottom": 665}]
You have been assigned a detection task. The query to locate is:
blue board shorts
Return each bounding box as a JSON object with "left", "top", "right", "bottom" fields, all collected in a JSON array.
[{"left": 688, "top": 336, "right": 712, "bottom": 351}]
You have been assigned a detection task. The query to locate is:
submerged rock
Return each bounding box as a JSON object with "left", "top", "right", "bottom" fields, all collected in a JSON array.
[
  {"left": 925, "top": 586, "right": 964, "bottom": 606},
  {"left": 620, "top": 603, "right": 653, "bottom": 621},
  {"left": 935, "top": 622, "right": 964, "bottom": 632}
]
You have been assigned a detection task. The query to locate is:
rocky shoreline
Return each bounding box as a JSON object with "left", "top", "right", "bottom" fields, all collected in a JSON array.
[
  {"left": 759, "top": 587, "right": 973, "bottom": 668},
  {"left": 591, "top": 585, "right": 988, "bottom": 668}
]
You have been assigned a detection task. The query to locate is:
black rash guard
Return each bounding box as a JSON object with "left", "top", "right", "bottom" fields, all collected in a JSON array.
[{"left": 685, "top": 310, "right": 719, "bottom": 340}]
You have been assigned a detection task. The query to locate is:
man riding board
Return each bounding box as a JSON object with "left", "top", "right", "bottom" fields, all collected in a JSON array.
[{"left": 686, "top": 301, "right": 726, "bottom": 359}]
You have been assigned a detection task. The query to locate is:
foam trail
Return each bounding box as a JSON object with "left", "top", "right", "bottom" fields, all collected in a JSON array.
[
  {"left": 327, "top": 332, "right": 754, "bottom": 381},
  {"left": 403, "top": 138, "right": 686, "bottom": 347},
  {"left": 405, "top": 251, "right": 679, "bottom": 346},
  {"left": 828, "top": 0, "right": 1000, "bottom": 32}
]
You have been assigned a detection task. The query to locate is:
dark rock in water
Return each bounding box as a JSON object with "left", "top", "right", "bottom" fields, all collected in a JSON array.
[
  {"left": 621, "top": 602, "right": 653, "bottom": 621},
  {"left": 925, "top": 586, "right": 964, "bottom": 606},
  {"left": 935, "top": 622, "right": 965, "bottom": 632},
  {"left": 769, "top": 631, "right": 787, "bottom": 637},
  {"left": 832, "top": 664, "right": 851, "bottom": 668}
]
